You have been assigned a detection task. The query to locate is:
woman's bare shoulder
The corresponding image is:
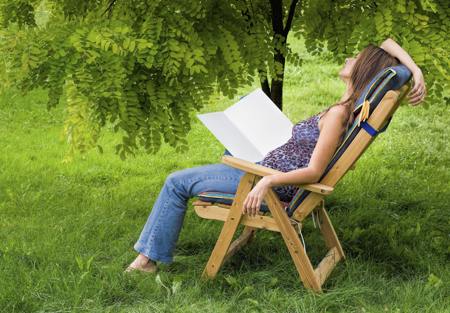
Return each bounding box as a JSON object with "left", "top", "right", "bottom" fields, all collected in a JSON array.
[{"left": 321, "top": 105, "right": 348, "bottom": 121}]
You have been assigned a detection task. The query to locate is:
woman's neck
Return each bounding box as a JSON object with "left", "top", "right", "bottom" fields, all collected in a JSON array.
[{"left": 340, "top": 82, "right": 353, "bottom": 102}]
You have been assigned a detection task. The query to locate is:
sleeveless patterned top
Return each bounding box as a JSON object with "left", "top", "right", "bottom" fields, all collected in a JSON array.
[{"left": 255, "top": 113, "right": 321, "bottom": 202}]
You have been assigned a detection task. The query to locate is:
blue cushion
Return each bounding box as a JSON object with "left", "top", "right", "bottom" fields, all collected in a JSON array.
[
  {"left": 196, "top": 191, "right": 271, "bottom": 213},
  {"left": 286, "top": 65, "right": 412, "bottom": 216},
  {"left": 353, "top": 64, "right": 412, "bottom": 115}
]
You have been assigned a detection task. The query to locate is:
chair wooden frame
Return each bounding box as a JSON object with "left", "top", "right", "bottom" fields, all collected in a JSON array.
[{"left": 193, "top": 87, "right": 408, "bottom": 292}]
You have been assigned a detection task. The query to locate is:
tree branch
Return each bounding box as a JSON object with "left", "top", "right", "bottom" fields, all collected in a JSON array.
[
  {"left": 102, "top": 0, "right": 118, "bottom": 17},
  {"left": 283, "top": 0, "right": 299, "bottom": 36}
]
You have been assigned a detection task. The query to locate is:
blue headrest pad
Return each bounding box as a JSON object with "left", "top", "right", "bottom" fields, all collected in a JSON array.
[{"left": 353, "top": 64, "right": 412, "bottom": 114}]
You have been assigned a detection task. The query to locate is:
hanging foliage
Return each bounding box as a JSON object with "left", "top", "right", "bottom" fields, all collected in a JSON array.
[{"left": 0, "top": 0, "right": 447, "bottom": 160}]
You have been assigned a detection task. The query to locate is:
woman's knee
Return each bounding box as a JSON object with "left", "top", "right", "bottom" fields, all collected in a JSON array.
[
  {"left": 164, "top": 165, "right": 213, "bottom": 195},
  {"left": 163, "top": 169, "right": 193, "bottom": 203},
  {"left": 166, "top": 165, "right": 206, "bottom": 184}
]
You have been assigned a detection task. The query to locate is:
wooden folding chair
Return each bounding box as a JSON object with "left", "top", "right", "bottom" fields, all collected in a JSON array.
[{"left": 193, "top": 66, "right": 411, "bottom": 292}]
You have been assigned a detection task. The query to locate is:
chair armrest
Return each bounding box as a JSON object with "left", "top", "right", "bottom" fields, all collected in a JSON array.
[
  {"left": 222, "top": 155, "right": 280, "bottom": 176},
  {"left": 221, "top": 155, "right": 333, "bottom": 195}
]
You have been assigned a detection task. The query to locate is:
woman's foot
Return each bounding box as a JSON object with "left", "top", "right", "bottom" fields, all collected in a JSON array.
[{"left": 125, "top": 254, "right": 158, "bottom": 273}]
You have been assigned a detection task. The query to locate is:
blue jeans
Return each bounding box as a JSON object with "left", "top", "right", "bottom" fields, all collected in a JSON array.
[{"left": 134, "top": 149, "right": 247, "bottom": 263}]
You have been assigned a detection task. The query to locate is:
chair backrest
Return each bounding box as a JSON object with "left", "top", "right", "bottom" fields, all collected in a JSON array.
[{"left": 287, "top": 65, "right": 412, "bottom": 220}]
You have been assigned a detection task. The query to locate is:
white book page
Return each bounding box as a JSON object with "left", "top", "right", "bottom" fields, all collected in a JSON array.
[
  {"left": 224, "top": 89, "right": 293, "bottom": 156},
  {"left": 196, "top": 112, "right": 264, "bottom": 162}
]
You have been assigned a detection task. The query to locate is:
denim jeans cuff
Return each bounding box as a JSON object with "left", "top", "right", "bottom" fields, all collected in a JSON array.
[{"left": 134, "top": 242, "right": 173, "bottom": 264}]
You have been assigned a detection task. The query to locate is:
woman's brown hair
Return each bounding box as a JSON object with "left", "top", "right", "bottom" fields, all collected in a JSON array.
[{"left": 323, "top": 44, "right": 399, "bottom": 141}]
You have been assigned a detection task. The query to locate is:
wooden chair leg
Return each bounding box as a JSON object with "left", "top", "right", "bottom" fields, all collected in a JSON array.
[
  {"left": 223, "top": 226, "right": 257, "bottom": 264},
  {"left": 317, "top": 201, "right": 345, "bottom": 260},
  {"left": 202, "top": 173, "right": 255, "bottom": 279},
  {"left": 265, "top": 189, "right": 322, "bottom": 292},
  {"left": 311, "top": 201, "right": 345, "bottom": 287}
]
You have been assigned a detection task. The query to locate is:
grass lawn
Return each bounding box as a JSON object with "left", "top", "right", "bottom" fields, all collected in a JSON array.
[{"left": 0, "top": 39, "right": 449, "bottom": 313}]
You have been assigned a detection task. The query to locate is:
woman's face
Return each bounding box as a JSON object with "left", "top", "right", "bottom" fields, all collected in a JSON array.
[{"left": 339, "top": 54, "right": 359, "bottom": 82}]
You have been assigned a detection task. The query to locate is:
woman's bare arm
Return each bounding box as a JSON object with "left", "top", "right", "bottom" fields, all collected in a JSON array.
[
  {"left": 380, "top": 38, "right": 426, "bottom": 105},
  {"left": 243, "top": 107, "right": 346, "bottom": 216},
  {"left": 380, "top": 38, "right": 419, "bottom": 74},
  {"left": 266, "top": 106, "right": 346, "bottom": 187}
]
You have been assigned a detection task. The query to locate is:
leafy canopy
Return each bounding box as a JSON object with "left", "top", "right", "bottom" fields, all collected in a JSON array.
[{"left": 0, "top": 0, "right": 448, "bottom": 160}]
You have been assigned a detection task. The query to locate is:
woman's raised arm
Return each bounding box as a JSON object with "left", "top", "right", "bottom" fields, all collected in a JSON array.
[{"left": 380, "top": 38, "right": 426, "bottom": 105}]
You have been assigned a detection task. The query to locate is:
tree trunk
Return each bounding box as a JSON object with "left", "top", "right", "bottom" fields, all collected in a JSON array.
[
  {"left": 265, "top": 0, "right": 299, "bottom": 111},
  {"left": 270, "top": 50, "right": 285, "bottom": 111},
  {"left": 259, "top": 71, "right": 271, "bottom": 98}
]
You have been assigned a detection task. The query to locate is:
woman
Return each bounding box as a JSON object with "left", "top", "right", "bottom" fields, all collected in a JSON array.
[{"left": 126, "top": 38, "right": 426, "bottom": 273}]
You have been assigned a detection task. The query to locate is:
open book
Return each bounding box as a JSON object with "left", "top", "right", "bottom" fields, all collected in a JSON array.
[{"left": 197, "top": 88, "right": 293, "bottom": 163}]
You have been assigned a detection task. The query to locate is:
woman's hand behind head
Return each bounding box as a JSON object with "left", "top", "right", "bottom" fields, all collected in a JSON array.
[
  {"left": 380, "top": 38, "right": 427, "bottom": 106},
  {"left": 407, "top": 68, "right": 427, "bottom": 106}
]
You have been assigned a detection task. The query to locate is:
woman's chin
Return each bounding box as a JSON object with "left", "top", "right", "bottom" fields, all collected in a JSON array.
[{"left": 338, "top": 74, "right": 347, "bottom": 83}]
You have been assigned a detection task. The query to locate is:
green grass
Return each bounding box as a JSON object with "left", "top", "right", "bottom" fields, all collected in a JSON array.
[{"left": 0, "top": 39, "right": 449, "bottom": 313}]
